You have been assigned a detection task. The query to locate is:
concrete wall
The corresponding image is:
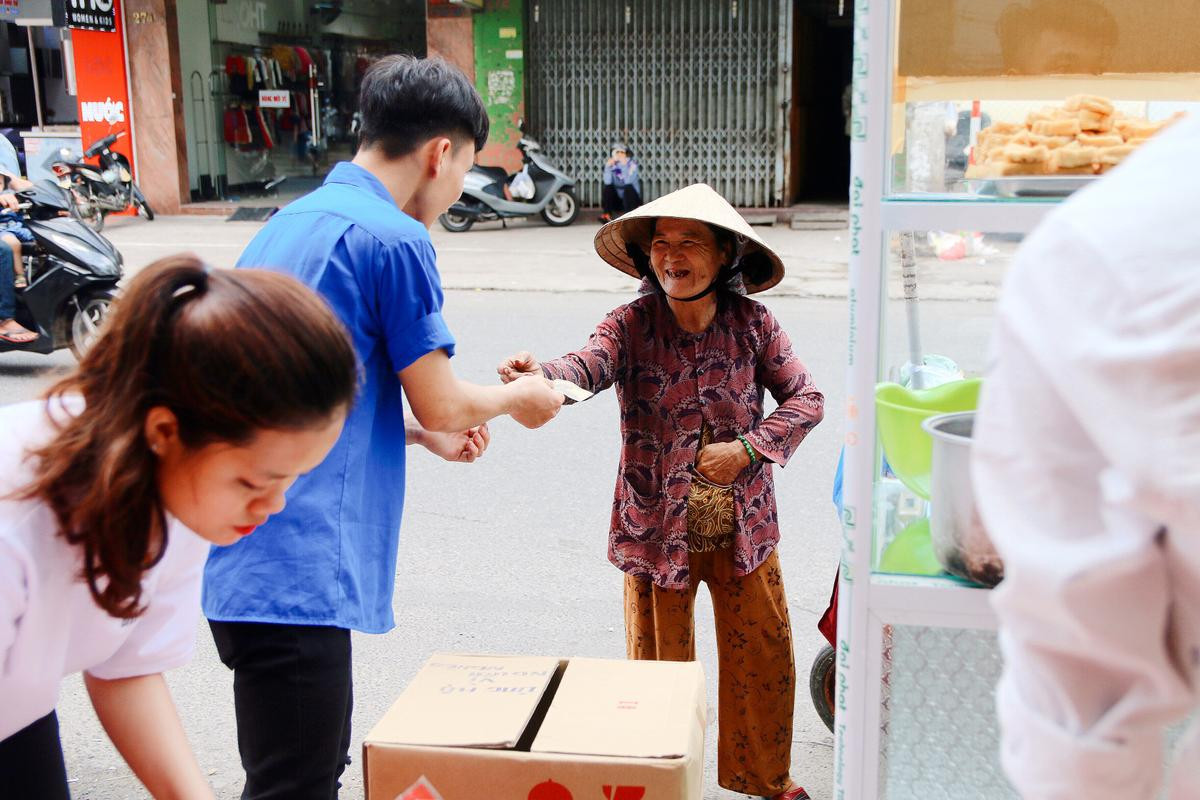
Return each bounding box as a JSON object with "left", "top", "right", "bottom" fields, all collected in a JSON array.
[
  {"left": 426, "top": 11, "right": 475, "bottom": 84},
  {"left": 125, "top": 0, "right": 189, "bottom": 214}
]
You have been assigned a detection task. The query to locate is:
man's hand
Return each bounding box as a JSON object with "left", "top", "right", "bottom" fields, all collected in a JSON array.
[
  {"left": 0, "top": 193, "right": 19, "bottom": 212},
  {"left": 506, "top": 375, "right": 563, "bottom": 428},
  {"left": 696, "top": 441, "right": 751, "bottom": 485},
  {"left": 421, "top": 424, "right": 490, "bottom": 463},
  {"left": 498, "top": 351, "right": 542, "bottom": 383}
]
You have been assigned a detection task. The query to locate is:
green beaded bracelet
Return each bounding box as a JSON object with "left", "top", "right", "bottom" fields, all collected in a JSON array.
[{"left": 737, "top": 435, "right": 758, "bottom": 464}]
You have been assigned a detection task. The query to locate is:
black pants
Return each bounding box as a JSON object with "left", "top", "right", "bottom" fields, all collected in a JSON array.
[
  {"left": 602, "top": 184, "right": 643, "bottom": 216},
  {"left": 209, "top": 620, "right": 353, "bottom": 800},
  {"left": 0, "top": 711, "right": 71, "bottom": 800}
]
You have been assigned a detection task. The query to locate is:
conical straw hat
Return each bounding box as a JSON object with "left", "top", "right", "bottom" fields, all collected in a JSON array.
[{"left": 593, "top": 183, "right": 784, "bottom": 294}]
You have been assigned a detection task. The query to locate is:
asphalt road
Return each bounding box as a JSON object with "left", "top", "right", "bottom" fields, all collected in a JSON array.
[{"left": 1, "top": 278, "right": 998, "bottom": 798}]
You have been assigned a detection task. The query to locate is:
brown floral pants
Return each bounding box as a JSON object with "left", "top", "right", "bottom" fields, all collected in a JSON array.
[{"left": 623, "top": 549, "right": 795, "bottom": 796}]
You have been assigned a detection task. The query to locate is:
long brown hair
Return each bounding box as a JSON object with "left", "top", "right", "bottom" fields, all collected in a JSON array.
[{"left": 17, "top": 255, "right": 358, "bottom": 618}]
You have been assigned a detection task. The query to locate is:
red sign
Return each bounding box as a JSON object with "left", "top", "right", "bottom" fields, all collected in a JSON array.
[
  {"left": 397, "top": 777, "right": 444, "bottom": 800},
  {"left": 71, "top": 0, "right": 134, "bottom": 179}
]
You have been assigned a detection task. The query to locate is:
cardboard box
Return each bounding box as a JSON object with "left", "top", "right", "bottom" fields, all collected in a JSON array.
[{"left": 363, "top": 653, "right": 706, "bottom": 800}]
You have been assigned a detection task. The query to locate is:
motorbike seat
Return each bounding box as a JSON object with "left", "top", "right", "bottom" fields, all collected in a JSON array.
[{"left": 474, "top": 165, "right": 509, "bottom": 185}]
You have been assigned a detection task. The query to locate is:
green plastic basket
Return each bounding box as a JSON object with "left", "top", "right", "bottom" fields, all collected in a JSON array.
[{"left": 875, "top": 378, "right": 982, "bottom": 500}]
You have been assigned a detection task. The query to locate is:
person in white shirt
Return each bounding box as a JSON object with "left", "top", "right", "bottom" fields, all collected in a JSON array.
[
  {"left": 972, "top": 113, "right": 1200, "bottom": 799},
  {"left": 0, "top": 255, "right": 358, "bottom": 799}
]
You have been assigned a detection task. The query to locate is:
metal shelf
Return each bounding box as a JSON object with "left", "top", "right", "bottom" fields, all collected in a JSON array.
[
  {"left": 880, "top": 196, "right": 1060, "bottom": 233},
  {"left": 869, "top": 574, "right": 998, "bottom": 631}
]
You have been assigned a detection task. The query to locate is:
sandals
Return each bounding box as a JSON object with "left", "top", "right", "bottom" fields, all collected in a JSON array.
[{"left": 0, "top": 321, "right": 37, "bottom": 343}]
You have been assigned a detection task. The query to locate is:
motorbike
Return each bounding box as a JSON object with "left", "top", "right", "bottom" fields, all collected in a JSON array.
[
  {"left": 0, "top": 180, "right": 123, "bottom": 359},
  {"left": 439, "top": 122, "right": 578, "bottom": 232},
  {"left": 48, "top": 130, "right": 154, "bottom": 233}
]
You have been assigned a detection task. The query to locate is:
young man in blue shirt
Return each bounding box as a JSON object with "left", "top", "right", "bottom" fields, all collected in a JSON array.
[{"left": 202, "top": 56, "right": 564, "bottom": 799}]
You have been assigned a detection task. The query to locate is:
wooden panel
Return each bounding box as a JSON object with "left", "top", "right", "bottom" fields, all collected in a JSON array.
[{"left": 898, "top": 0, "right": 1200, "bottom": 78}]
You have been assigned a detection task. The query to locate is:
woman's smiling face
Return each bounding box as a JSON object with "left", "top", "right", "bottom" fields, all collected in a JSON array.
[{"left": 648, "top": 218, "right": 729, "bottom": 299}]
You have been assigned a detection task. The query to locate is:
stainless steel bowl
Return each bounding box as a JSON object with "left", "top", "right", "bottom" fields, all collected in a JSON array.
[{"left": 922, "top": 411, "right": 1004, "bottom": 587}]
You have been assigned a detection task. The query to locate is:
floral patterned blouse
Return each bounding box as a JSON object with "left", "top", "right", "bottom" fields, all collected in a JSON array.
[{"left": 541, "top": 290, "right": 824, "bottom": 589}]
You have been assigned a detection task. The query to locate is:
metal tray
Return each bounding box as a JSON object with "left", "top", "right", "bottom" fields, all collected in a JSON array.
[{"left": 964, "top": 175, "right": 1100, "bottom": 198}]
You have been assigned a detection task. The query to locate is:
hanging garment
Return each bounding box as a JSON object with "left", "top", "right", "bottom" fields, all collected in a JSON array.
[
  {"left": 296, "top": 46, "right": 314, "bottom": 73},
  {"left": 226, "top": 55, "right": 249, "bottom": 97},
  {"left": 223, "top": 106, "right": 251, "bottom": 146},
  {"left": 253, "top": 58, "right": 269, "bottom": 90},
  {"left": 254, "top": 108, "right": 274, "bottom": 150}
]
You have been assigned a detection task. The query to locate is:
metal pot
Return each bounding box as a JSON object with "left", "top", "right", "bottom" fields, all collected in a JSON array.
[{"left": 922, "top": 411, "right": 1004, "bottom": 587}]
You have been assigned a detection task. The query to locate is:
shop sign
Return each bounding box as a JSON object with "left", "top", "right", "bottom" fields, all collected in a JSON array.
[
  {"left": 79, "top": 97, "right": 125, "bottom": 124},
  {"left": 72, "top": 0, "right": 134, "bottom": 184},
  {"left": 258, "top": 90, "right": 290, "bottom": 109},
  {"left": 66, "top": 0, "right": 115, "bottom": 31},
  {"left": 215, "top": 0, "right": 303, "bottom": 45}
]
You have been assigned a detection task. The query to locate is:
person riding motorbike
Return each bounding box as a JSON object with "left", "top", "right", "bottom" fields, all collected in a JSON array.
[{"left": 0, "top": 172, "right": 36, "bottom": 343}]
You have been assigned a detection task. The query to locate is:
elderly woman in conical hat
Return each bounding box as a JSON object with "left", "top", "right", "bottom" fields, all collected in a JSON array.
[{"left": 500, "top": 184, "right": 823, "bottom": 800}]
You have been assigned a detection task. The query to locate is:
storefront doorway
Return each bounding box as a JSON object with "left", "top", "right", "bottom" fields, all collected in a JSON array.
[
  {"left": 0, "top": 15, "right": 82, "bottom": 182},
  {"left": 179, "top": 0, "right": 426, "bottom": 205},
  {"left": 790, "top": 0, "right": 854, "bottom": 203}
]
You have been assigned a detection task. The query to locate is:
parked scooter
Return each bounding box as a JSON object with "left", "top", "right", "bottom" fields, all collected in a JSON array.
[
  {"left": 439, "top": 122, "right": 578, "bottom": 232},
  {"left": 0, "top": 180, "right": 123, "bottom": 358},
  {"left": 48, "top": 130, "right": 154, "bottom": 233}
]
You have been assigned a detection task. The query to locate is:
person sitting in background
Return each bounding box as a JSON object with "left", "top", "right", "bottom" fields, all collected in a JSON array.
[{"left": 600, "top": 143, "right": 642, "bottom": 222}]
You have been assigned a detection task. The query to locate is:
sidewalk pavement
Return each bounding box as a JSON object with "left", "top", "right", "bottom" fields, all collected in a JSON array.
[{"left": 100, "top": 213, "right": 1008, "bottom": 302}]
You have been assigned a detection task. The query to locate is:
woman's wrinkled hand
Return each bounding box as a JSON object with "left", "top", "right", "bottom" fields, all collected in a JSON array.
[
  {"left": 498, "top": 351, "right": 542, "bottom": 383},
  {"left": 696, "top": 441, "right": 751, "bottom": 486}
]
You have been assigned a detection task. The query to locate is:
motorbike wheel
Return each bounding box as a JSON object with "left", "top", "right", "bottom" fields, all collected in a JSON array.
[
  {"left": 438, "top": 212, "right": 474, "bottom": 233},
  {"left": 809, "top": 643, "right": 836, "bottom": 733},
  {"left": 540, "top": 188, "right": 579, "bottom": 227},
  {"left": 74, "top": 194, "right": 105, "bottom": 232},
  {"left": 69, "top": 291, "right": 115, "bottom": 359},
  {"left": 132, "top": 185, "right": 155, "bottom": 220}
]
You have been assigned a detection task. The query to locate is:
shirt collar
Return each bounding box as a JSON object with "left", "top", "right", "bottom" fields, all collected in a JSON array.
[{"left": 323, "top": 161, "right": 396, "bottom": 206}]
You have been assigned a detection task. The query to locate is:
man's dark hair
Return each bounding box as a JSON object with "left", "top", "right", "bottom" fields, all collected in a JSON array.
[{"left": 357, "top": 55, "right": 489, "bottom": 158}]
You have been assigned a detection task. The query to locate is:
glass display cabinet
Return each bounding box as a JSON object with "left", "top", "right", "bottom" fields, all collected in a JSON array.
[{"left": 835, "top": 1, "right": 1200, "bottom": 797}]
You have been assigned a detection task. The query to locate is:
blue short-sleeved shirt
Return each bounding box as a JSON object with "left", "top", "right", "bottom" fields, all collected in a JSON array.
[{"left": 201, "top": 162, "right": 455, "bottom": 633}]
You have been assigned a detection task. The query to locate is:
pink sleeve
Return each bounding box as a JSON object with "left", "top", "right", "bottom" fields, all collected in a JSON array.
[
  {"left": 540, "top": 312, "right": 626, "bottom": 395},
  {"left": 743, "top": 310, "right": 824, "bottom": 466}
]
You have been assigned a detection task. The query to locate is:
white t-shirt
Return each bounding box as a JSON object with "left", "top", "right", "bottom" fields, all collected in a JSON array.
[
  {"left": 972, "top": 114, "right": 1200, "bottom": 798},
  {"left": 0, "top": 399, "right": 210, "bottom": 741}
]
